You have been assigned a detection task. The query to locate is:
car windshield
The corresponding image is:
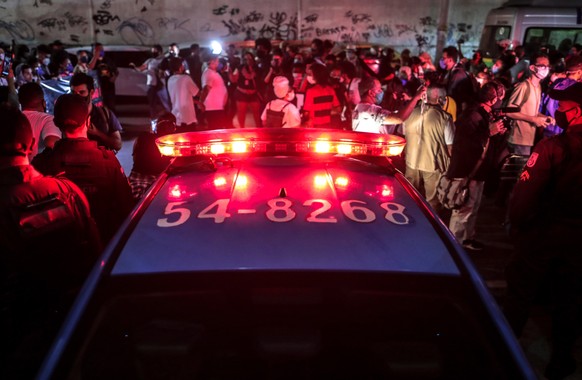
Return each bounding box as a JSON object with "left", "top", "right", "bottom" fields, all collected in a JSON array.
[{"left": 49, "top": 271, "right": 524, "bottom": 380}]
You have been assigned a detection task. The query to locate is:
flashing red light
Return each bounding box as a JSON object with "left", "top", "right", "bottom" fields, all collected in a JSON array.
[{"left": 335, "top": 176, "right": 349, "bottom": 187}]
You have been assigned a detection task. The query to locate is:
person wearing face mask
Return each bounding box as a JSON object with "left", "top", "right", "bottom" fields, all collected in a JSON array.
[
  {"left": 540, "top": 55, "right": 582, "bottom": 139},
  {"left": 506, "top": 53, "right": 554, "bottom": 156},
  {"left": 130, "top": 45, "right": 169, "bottom": 129},
  {"left": 264, "top": 48, "right": 293, "bottom": 102},
  {"left": 73, "top": 49, "right": 98, "bottom": 75},
  {"left": 302, "top": 63, "right": 340, "bottom": 128},
  {"left": 446, "top": 82, "right": 507, "bottom": 251},
  {"left": 504, "top": 95, "right": 582, "bottom": 380},
  {"left": 437, "top": 46, "right": 478, "bottom": 118},
  {"left": 352, "top": 76, "right": 424, "bottom": 134},
  {"left": 34, "top": 44, "right": 53, "bottom": 80},
  {"left": 68, "top": 73, "right": 123, "bottom": 152}
]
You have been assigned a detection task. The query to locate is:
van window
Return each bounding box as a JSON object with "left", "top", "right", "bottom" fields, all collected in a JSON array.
[
  {"left": 479, "top": 26, "right": 511, "bottom": 56},
  {"left": 523, "top": 28, "right": 582, "bottom": 58}
]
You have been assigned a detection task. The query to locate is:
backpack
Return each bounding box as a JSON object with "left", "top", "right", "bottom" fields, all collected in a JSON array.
[{"left": 265, "top": 101, "right": 290, "bottom": 128}]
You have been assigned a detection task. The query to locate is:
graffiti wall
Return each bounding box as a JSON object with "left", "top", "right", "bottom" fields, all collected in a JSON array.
[{"left": 0, "top": 0, "right": 504, "bottom": 55}]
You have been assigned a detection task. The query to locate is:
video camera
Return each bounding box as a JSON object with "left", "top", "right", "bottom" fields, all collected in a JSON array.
[{"left": 491, "top": 106, "right": 520, "bottom": 129}]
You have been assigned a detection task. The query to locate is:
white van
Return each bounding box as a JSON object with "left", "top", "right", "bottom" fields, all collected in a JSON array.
[{"left": 479, "top": 6, "right": 582, "bottom": 58}]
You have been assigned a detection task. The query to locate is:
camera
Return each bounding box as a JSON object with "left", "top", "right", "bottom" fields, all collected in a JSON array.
[
  {"left": 492, "top": 106, "right": 520, "bottom": 130},
  {"left": 1, "top": 53, "right": 13, "bottom": 78}
]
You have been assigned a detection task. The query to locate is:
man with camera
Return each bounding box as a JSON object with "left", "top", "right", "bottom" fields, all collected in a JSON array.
[
  {"left": 0, "top": 46, "right": 18, "bottom": 108},
  {"left": 447, "top": 82, "right": 507, "bottom": 251}
]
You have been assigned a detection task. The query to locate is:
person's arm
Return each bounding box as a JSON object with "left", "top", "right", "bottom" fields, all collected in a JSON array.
[
  {"left": 509, "top": 141, "right": 552, "bottom": 231},
  {"left": 199, "top": 85, "right": 211, "bottom": 104},
  {"left": 88, "top": 45, "right": 102, "bottom": 71}
]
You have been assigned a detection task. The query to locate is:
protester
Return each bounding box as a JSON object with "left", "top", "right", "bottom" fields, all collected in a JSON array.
[{"left": 447, "top": 82, "right": 507, "bottom": 251}]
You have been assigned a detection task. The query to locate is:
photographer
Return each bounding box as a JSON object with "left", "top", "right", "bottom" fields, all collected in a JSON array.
[
  {"left": 0, "top": 46, "right": 18, "bottom": 108},
  {"left": 264, "top": 48, "right": 293, "bottom": 102},
  {"left": 447, "top": 82, "right": 507, "bottom": 251}
]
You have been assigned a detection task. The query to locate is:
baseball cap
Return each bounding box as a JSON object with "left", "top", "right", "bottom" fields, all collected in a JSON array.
[
  {"left": 0, "top": 105, "right": 33, "bottom": 156},
  {"left": 53, "top": 93, "right": 90, "bottom": 131},
  {"left": 273, "top": 76, "right": 290, "bottom": 99}
]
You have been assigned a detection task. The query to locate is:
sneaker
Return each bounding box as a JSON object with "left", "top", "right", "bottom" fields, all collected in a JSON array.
[{"left": 462, "top": 239, "right": 484, "bottom": 251}]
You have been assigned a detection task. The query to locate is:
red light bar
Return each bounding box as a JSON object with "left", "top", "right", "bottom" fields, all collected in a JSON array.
[{"left": 156, "top": 128, "right": 405, "bottom": 158}]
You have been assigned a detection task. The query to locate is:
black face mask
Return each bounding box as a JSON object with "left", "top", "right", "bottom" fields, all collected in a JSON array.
[
  {"left": 152, "top": 51, "right": 159, "bottom": 58},
  {"left": 79, "top": 56, "right": 89, "bottom": 64}
]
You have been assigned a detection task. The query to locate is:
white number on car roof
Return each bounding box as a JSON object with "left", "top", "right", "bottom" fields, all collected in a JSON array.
[{"left": 157, "top": 199, "right": 410, "bottom": 226}]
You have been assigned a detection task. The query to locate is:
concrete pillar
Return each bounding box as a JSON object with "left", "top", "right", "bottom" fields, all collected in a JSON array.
[{"left": 435, "top": 0, "right": 451, "bottom": 62}]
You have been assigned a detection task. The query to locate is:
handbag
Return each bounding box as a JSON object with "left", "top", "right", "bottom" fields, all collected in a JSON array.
[{"left": 437, "top": 140, "right": 490, "bottom": 210}]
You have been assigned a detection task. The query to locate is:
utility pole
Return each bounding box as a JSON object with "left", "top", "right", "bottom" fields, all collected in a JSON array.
[{"left": 435, "top": 0, "right": 451, "bottom": 62}]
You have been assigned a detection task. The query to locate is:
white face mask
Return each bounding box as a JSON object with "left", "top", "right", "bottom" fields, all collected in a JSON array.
[
  {"left": 534, "top": 66, "right": 550, "bottom": 79},
  {"left": 42, "top": 57, "right": 51, "bottom": 66}
]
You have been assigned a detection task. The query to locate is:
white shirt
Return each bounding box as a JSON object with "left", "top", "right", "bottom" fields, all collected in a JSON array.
[
  {"left": 167, "top": 74, "right": 199, "bottom": 125},
  {"left": 22, "top": 110, "right": 61, "bottom": 158},
  {"left": 261, "top": 99, "right": 302, "bottom": 128},
  {"left": 201, "top": 68, "right": 227, "bottom": 111},
  {"left": 145, "top": 57, "right": 163, "bottom": 87}
]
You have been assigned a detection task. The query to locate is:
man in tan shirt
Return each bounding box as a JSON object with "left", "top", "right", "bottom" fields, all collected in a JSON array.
[{"left": 506, "top": 53, "right": 554, "bottom": 155}]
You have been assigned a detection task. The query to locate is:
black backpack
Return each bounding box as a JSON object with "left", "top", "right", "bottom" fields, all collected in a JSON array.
[{"left": 265, "top": 101, "right": 290, "bottom": 128}]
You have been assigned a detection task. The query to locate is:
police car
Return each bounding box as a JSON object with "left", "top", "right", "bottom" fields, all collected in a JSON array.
[{"left": 37, "top": 129, "right": 535, "bottom": 379}]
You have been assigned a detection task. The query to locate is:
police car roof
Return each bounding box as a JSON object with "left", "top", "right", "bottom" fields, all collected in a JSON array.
[{"left": 112, "top": 129, "right": 458, "bottom": 276}]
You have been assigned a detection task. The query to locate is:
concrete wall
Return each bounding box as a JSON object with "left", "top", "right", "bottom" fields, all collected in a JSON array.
[{"left": 0, "top": 0, "right": 504, "bottom": 56}]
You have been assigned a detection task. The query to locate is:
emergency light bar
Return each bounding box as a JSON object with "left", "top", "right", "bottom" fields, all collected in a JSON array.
[{"left": 156, "top": 129, "right": 405, "bottom": 158}]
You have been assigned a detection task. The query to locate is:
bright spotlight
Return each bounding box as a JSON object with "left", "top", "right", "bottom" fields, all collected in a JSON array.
[{"left": 210, "top": 41, "right": 222, "bottom": 55}]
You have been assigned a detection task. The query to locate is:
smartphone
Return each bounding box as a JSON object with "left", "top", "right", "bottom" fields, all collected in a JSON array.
[{"left": 1, "top": 55, "right": 12, "bottom": 78}]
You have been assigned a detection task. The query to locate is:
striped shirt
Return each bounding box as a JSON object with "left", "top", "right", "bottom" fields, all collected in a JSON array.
[{"left": 303, "top": 85, "right": 340, "bottom": 128}]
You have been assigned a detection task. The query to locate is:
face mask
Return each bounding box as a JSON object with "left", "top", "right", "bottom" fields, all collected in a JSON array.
[
  {"left": 375, "top": 91, "right": 384, "bottom": 104},
  {"left": 439, "top": 58, "right": 447, "bottom": 70},
  {"left": 79, "top": 56, "right": 88, "bottom": 64},
  {"left": 99, "top": 51, "right": 105, "bottom": 58},
  {"left": 292, "top": 72, "right": 302, "bottom": 79},
  {"left": 534, "top": 66, "right": 549, "bottom": 79},
  {"left": 306, "top": 75, "right": 315, "bottom": 84},
  {"left": 330, "top": 77, "right": 341, "bottom": 85},
  {"left": 66, "top": 63, "right": 74, "bottom": 72},
  {"left": 0, "top": 53, "right": 4, "bottom": 61},
  {"left": 152, "top": 51, "right": 158, "bottom": 58},
  {"left": 492, "top": 66, "right": 500, "bottom": 74},
  {"left": 42, "top": 57, "right": 50, "bottom": 66},
  {"left": 271, "top": 60, "right": 280, "bottom": 67}
]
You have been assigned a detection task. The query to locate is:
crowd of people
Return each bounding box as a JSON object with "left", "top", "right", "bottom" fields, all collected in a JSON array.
[{"left": 1, "top": 35, "right": 582, "bottom": 379}]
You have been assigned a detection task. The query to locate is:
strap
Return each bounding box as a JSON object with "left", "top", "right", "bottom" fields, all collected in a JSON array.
[{"left": 468, "top": 139, "right": 490, "bottom": 179}]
